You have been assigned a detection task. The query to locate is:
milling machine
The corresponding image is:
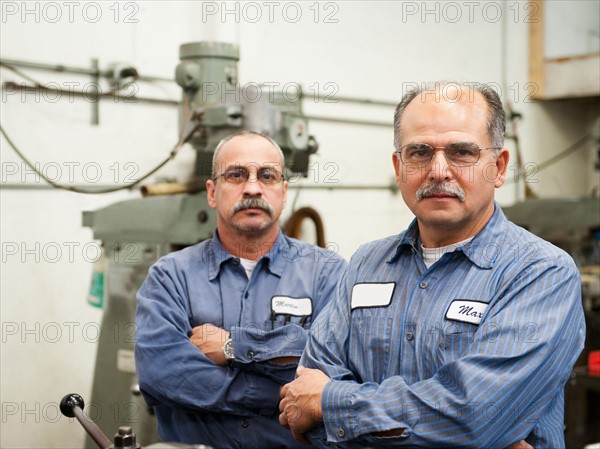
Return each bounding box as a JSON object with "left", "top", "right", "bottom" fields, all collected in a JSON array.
[{"left": 82, "top": 41, "right": 318, "bottom": 447}]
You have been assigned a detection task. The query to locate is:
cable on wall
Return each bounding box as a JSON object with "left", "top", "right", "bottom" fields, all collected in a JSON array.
[{"left": 0, "top": 116, "right": 203, "bottom": 194}]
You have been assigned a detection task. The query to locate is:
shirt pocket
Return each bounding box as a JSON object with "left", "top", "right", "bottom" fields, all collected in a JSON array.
[
  {"left": 436, "top": 320, "right": 478, "bottom": 365},
  {"left": 269, "top": 295, "right": 314, "bottom": 329},
  {"left": 267, "top": 314, "right": 313, "bottom": 331},
  {"left": 361, "top": 433, "right": 409, "bottom": 448},
  {"left": 349, "top": 314, "right": 393, "bottom": 383}
]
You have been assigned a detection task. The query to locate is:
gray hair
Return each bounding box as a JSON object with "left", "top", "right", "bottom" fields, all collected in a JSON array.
[
  {"left": 393, "top": 81, "right": 505, "bottom": 155},
  {"left": 211, "top": 130, "right": 285, "bottom": 179}
]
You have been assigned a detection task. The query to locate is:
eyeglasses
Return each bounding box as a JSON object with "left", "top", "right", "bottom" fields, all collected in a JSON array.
[
  {"left": 212, "top": 166, "right": 284, "bottom": 185},
  {"left": 397, "top": 142, "right": 500, "bottom": 167}
]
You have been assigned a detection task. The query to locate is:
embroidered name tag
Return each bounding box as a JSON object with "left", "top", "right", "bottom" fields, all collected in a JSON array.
[
  {"left": 271, "top": 296, "right": 313, "bottom": 316},
  {"left": 445, "top": 300, "right": 488, "bottom": 325},
  {"left": 351, "top": 282, "right": 396, "bottom": 310}
]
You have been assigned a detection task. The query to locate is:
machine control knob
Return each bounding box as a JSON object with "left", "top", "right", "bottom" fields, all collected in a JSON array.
[
  {"left": 175, "top": 61, "right": 202, "bottom": 90},
  {"left": 131, "top": 384, "right": 141, "bottom": 396},
  {"left": 59, "top": 393, "right": 84, "bottom": 418}
]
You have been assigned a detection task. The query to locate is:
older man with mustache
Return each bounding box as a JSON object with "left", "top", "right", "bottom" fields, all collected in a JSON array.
[
  {"left": 279, "top": 82, "right": 585, "bottom": 448},
  {"left": 135, "top": 131, "right": 346, "bottom": 448}
]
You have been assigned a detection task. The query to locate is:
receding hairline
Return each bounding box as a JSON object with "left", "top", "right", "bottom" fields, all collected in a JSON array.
[
  {"left": 393, "top": 81, "right": 506, "bottom": 152},
  {"left": 212, "top": 131, "right": 285, "bottom": 177},
  {"left": 399, "top": 88, "right": 489, "bottom": 137}
]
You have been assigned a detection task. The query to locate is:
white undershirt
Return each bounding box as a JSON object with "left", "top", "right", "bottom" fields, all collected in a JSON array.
[
  {"left": 421, "top": 237, "right": 474, "bottom": 269},
  {"left": 240, "top": 258, "right": 259, "bottom": 279}
]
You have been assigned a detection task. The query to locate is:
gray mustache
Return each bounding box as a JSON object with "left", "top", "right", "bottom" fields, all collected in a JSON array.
[
  {"left": 416, "top": 183, "right": 465, "bottom": 202},
  {"left": 231, "top": 197, "right": 274, "bottom": 216}
]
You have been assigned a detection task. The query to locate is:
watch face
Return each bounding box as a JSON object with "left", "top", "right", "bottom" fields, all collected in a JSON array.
[{"left": 223, "top": 339, "right": 234, "bottom": 360}]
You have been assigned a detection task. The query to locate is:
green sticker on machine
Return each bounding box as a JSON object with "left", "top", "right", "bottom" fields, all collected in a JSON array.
[{"left": 88, "top": 272, "right": 104, "bottom": 308}]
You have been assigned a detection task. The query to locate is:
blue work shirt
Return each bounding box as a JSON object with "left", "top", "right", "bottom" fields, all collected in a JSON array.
[
  {"left": 302, "top": 204, "right": 585, "bottom": 448},
  {"left": 135, "top": 231, "right": 347, "bottom": 448}
]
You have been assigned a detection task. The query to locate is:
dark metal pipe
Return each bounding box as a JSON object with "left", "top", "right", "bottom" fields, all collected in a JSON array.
[
  {"left": 1, "top": 57, "right": 173, "bottom": 82},
  {"left": 1, "top": 58, "right": 395, "bottom": 104},
  {"left": 304, "top": 114, "right": 392, "bottom": 128},
  {"left": 2, "top": 81, "right": 179, "bottom": 106}
]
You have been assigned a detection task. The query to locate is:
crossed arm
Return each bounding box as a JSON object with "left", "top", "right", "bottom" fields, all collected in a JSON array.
[
  {"left": 189, "top": 324, "right": 299, "bottom": 367},
  {"left": 279, "top": 367, "right": 534, "bottom": 449},
  {"left": 278, "top": 261, "right": 583, "bottom": 447}
]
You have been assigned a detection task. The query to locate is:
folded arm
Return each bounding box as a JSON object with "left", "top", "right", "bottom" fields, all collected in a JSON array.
[{"left": 293, "top": 261, "right": 584, "bottom": 448}]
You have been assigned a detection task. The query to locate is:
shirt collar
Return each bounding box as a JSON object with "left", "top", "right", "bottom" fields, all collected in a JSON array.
[
  {"left": 259, "top": 230, "right": 288, "bottom": 277},
  {"left": 387, "top": 219, "right": 420, "bottom": 263},
  {"left": 460, "top": 203, "right": 507, "bottom": 269},
  {"left": 207, "top": 230, "right": 288, "bottom": 280},
  {"left": 387, "top": 202, "right": 507, "bottom": 269}
]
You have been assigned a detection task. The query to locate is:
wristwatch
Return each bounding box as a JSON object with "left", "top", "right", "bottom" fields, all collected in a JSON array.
[{"left": 223, "top": 337, "right": 234, "bottom": 363}]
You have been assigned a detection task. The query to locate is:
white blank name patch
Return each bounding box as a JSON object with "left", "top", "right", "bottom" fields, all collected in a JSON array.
[
  {"left": 351, "top": 282, "right": 395, "bottom": 310},
  {"left": 446, "top": 300, "right": 488, "bottom": 325}
]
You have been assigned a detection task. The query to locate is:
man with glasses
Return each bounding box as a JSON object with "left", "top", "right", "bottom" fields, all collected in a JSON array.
[
  {"left": 279, "top": 82, "right": 585, "bottom": 448},
  {"left": 135, "top": 131, "right": 346, "bottom": 448}
]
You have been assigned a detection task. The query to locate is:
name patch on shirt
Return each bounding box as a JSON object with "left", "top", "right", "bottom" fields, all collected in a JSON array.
[
  {"left": 445, "top": 300, "right": 488, "bottom": 325},
  {"left": 351, "top": 282, "right": 396, "bottom": 310},
  {"left": 271, "top": 296, "right": 313, "bottom": 317}
]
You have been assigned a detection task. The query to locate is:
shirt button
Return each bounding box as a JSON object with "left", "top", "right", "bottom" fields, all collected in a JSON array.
[
  {"left": 247, "top": 351, "right": 254, "bottom": 360},
  {"left": 419, "top": 281, "right": 428, "bottom": 289},
  {"left": 337, "top": 428, "right": 345, "bottom": 437},
  {"left": 406, "top": 332, "right": 414, "bottom": 341},
  {"left": 241, "top": 419, "right": 249, "bottom": 428},
  {"left": 244, "top": 292, "right": 249, "bottom": 299}
]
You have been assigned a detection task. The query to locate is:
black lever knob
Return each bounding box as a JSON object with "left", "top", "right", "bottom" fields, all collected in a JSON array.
[
  {"left": 59, "top": 393, "right": 112, "bottom": 449},
  {"left": 60, "top": 393, "right": 85, "bottom": 418}
]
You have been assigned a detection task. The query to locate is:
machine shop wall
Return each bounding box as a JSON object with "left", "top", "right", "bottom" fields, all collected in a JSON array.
[{"left": 1, "top": 1, "right": 598, "bottom": 448}]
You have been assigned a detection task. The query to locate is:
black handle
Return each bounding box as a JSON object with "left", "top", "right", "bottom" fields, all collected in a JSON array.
[{"left": 60, "top": 394, "right": 112, "bottom": 449}]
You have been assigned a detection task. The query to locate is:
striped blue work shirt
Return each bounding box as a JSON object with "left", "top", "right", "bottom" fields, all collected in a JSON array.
[{"left": 301, "top": 204, "right": 585, "bottom": 448}]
